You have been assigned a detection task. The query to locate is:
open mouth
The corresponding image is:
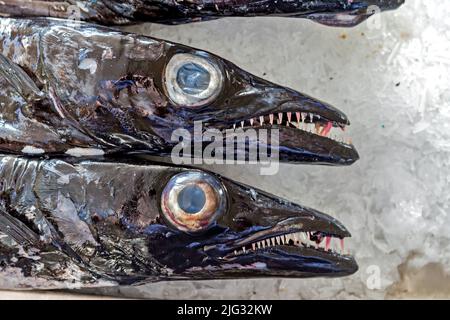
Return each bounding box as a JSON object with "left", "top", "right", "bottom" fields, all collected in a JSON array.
[
  {"left": 207, "top": 107, "right": 358, "bottom": 165},
  {"left": 228, "top": 111, "right": 352, "bottom": 147},
  {"left": 228, "top": 230, "right": 350, "bottom": 259}
]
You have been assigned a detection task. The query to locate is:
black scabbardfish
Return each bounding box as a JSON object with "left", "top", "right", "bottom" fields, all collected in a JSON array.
[
  {"left": 0, "top": 0, "right": 405, "bottom": 26},
  {"left": 0, "top": 18, "right": 358, "bottom": 165},
  {"left": 0, "top": 155, "right": 356, "bottom": 289}
]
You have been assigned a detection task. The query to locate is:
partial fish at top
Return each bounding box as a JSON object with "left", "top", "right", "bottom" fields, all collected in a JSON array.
[{"left": 0, "top": 0, "right": 405, "bottom": 26}]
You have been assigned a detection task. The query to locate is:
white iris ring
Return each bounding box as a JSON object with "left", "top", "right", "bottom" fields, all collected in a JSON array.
[
  {"left": 164, "top": 53, "right": 223, "bottom": 107},
  {"left": 161, "top": 171, "right": 227, "bottom": 233}
]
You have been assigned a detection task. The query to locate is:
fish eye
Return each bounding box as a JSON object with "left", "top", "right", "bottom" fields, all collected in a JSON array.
[
  {"left": 164, "top": 53, "right": 223, "bottom": 107},
  {"left": 161, "top": 171, "right": 227, "bottom": 233}
]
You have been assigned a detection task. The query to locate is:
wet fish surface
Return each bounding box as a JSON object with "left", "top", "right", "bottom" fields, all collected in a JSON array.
[
  {"left": 0, "top": 3, "right": 369, "bottom": 289},
  {"left": 0, "top": 0, "right": 405, "bottom": 26}
]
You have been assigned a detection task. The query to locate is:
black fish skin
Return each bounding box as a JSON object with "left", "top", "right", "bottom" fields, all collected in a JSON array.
[
  {"left": 0, "top": 3, "right": 372, "bottom": 290},
  {"left": 0, "top": 0, "right": 405, "bottom": 26},
  {"left": 0, "top": 155, "right": 356, "bottom": 289},
  {"left": 0, "top": 18, "right": 358, "bottom": 165}
]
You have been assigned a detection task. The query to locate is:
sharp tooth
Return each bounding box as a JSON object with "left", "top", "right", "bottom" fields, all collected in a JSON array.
[
  {"left": 233, "top": 123, "right": 236, "bottom": 130},
  {"left": 257, "top": 241, "right": 261, "bottom": 249},
  {"left": 271, "top": 237, "right": 276, "bottom": 246},
  {"left": 242, "top": 246, "right": 246, "bottom": 253},
  {"left": 288, "top": 234, "right": 295, "bottom": 243},
  {"left": 293, "top": 233, "right": 300, "bottom": 244},
  {"left": 261, "top": 241, "right": 266, "bottom": 248},
  {"left": 280, "top": 236, "right": 285, "bottom": 245},
  {"left": 321, "top": 121, "right": 332, "bottom": 137},
  {"left": 266, "top": 239, "right": 271, "bottom": 247},
  {"left": 340, "top": 238, "right": 345, "bottom": 252},
  {"left": 269, "top": 114, "right": 274, "bottom": 125},
  {"left": 296, "top": 112, "right": 301, "bottom": 126},
  {"left": 250, "top": 118, "right": 254, "bottom": 126},
  {"left": 234, "top": 250, "right": 238, "bottom": 255},
  {"left": 284, "top": 234, "right": 289, "bottom": 244},
  {"left": 259, "top": 116, "right": 264, "bottom": 125},
  {"left": 276, "top": 236, "right": 281, "bottom": 245},
  {"left": 309, "top": 113, "right": 314, "bottom": 122},
  {"left": 278, "top": 112, "right": 283, "bottom": 124},
  {"left": 252, "top": 243, "right": 256, "bottom": 251},
  {"left": 241, "top": 121, "right": 244, "bottom": 128},
  {"left": 325, "top": 236, "right": 331, "bottom": 251},
  {"left": 287, "top": 112, "right": 292, "bottom": 123},
  {"left": 301, "top": 112, "right": 306, "bottom": 122}
]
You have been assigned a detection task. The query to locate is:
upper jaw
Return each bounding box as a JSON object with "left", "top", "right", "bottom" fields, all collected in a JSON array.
[
  {"left": 201, "top": 217, "right": 357, "bottom": 277},
  {"left": 203, "top": 87, "right": 359, "bottom": 165}
]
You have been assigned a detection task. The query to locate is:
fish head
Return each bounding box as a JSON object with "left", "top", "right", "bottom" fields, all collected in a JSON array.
[
  {"left": 102, "top": 42, "right": 359, "bottom": 165},
  {"left": 113, "top": 167, "right": 358, "bottom": 281}
]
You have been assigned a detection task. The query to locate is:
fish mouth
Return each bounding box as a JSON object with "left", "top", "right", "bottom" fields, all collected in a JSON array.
[
  {"left": 195, "top": 175, "right": 358, "bottom": 278},
  {"left": 229, "top": 228, "right": 351, "bottom": 261},
  {"left": 203, "top": 217, "right": 357, "bottom": 278},
  {"left": 208, "top": 101, "right": 359, "bottom": 165}
]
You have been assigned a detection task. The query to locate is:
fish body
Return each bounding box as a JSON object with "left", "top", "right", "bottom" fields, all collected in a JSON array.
[
  {"left": 0, "top": 0, "right": 405, "bottom": 26},
  {"left": 0, "top": 155, "right": 357, "bottom": 289},
  {"left": 0, "top": 18, "right": 358, "bottom": 165}
]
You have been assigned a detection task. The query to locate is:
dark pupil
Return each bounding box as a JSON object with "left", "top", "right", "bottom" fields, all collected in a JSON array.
[
  {"left": 176, "top": 63, "right": 211, "bottom": 95},
  {"left": 177, "top": 185, "right": 206, "bottom": 214}
]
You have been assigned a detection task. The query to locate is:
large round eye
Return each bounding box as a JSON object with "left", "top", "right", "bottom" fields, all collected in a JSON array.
[
  {"left": 161, "top": 171, "right": 227, "bottom": 233},
  {"left": 164, "top": 53, "right": 223, "bottom": 107}
]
